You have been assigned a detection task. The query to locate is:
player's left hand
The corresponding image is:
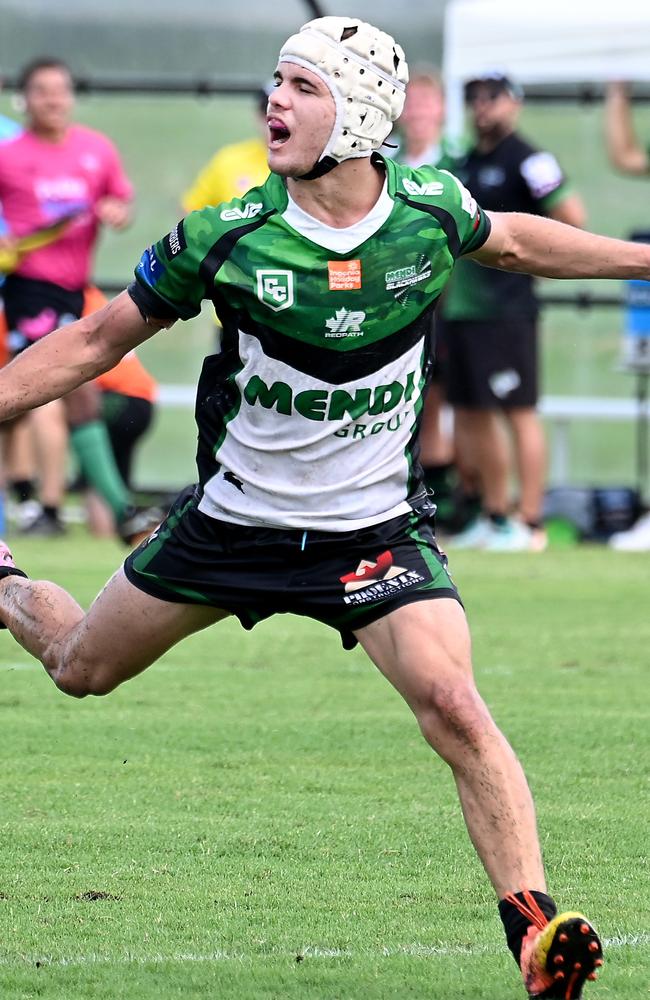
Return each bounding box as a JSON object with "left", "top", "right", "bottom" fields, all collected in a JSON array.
[{"left": 95, "top": 196, "right": 132, "bottom": 230}]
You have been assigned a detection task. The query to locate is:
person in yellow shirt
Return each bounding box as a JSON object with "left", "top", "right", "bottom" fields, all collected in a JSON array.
[{"left": 181, "top": 87, "right": 271, "bottom": 211}]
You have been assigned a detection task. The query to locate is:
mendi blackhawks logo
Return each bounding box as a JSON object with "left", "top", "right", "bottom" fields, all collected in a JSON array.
[{"left": 385, "top": 255, "right": 432, "bottom": 304}]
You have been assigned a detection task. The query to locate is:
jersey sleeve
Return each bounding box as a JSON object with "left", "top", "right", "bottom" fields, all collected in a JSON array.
[
  {"left": 435, "top": 168, "right": 492, "bottom": 256},
  {"left": 128, "top": 215, "right": 208, "bottom": 322},
  {"left": 519, "top": 150, "right": 570, "bottom": 211}
]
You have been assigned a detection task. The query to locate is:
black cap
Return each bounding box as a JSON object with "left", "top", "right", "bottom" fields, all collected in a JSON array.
[{"left": 464, "top": 73, "right": 524, "bottom": 102}]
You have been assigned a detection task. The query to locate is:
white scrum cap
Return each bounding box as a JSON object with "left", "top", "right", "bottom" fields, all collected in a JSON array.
[{"left": 278, "top": 17, "right": 409, "bottom": 175}]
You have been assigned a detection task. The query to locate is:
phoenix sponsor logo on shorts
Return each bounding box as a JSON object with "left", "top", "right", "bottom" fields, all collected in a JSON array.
[
  {"left": 327, "top": 259, "right": 362, "bottom": 290},
  {"left": 324, "top": 308, "right": 365, "bottom": 338},
  {"left": 339, "top": 550, "right": 425, "bottom": 605},
  {"left": 385, "top": 255, "right": 432, "bottom": 303},
  {"left": 256, "top": 269, "right": 294, "bottom": 312},
  {"left": 162, "top": 221, "right": 187, "bottom": 261}
]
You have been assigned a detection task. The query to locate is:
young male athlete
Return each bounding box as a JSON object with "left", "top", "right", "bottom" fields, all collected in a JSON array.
[{"left": 2, "top": 16, "right": 646, "bottom": 996}]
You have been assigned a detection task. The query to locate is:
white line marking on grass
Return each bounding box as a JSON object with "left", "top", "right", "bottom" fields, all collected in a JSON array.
[
  {"left": 605, "top": 933, "right": 650, "bottom": 948},
  {"left": 4, "top": 932, "right": 648, "bottom": 968}
]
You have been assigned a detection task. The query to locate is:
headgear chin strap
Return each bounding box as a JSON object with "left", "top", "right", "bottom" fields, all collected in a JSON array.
[{"left": 277, "top": 17, "right": 409, "bottom": 180}]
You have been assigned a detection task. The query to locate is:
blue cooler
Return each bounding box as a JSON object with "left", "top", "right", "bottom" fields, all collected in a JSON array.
[{"left": 623, "top": 232, "right": 650, "bottom": 370}]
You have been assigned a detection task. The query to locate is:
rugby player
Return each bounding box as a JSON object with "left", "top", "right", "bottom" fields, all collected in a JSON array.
[{"left": 3, "top": 16, "right": 645, "bottom": 996}]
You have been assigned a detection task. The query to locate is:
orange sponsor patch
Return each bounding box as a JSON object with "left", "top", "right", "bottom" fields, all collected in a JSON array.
[{"left": 328, "top": 259, "right": 362, "bottom": 290}]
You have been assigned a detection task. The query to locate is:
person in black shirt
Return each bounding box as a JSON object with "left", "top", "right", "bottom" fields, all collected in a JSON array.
[{"left": 441, "top": 74, "right": 585, "bottom": 551}]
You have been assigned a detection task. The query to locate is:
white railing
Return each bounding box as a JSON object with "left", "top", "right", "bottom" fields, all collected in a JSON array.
[
  {"left": 540, "top": 395, "right": 648, "bottom": 483},
  {"left": 157, "top": 385, "right": 649, "bottom": 485}
]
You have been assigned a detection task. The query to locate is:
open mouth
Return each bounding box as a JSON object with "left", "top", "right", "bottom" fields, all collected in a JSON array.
[{"left": 268, "top": 119, "right": 291, "bottom": 147}]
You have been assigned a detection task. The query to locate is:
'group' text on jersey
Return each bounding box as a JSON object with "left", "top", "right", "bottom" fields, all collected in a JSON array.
[{"left": 129, "top": 156, "right": 489, "bottom": 531}]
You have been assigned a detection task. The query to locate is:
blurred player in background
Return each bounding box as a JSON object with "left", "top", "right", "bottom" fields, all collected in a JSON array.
[
  {"left": 0, "top": 58, "right": 157, "bottom": 542},
  {"left": 74, "top": 287, "right": 158, "bottom": 537},
  {"left": 74, "top": 285, "right": 162, "bottom": 538},
  {"left": 395, "top": 67, "right": 447, "bottom": 168},
  {"left": 441, "top": 74, "right": 585, "bottom": 551},
  {"left": 3, "top": 17, "right": 634, "bottom": 998}
]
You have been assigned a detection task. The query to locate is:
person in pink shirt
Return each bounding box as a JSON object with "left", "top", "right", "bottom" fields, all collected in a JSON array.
[{"left": 0, "top": 58, "right": 151, "bottom": 541}]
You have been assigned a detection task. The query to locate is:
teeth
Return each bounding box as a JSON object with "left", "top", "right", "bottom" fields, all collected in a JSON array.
[{"left": 269, "top": 127, "right": 290, "bottom": 145}]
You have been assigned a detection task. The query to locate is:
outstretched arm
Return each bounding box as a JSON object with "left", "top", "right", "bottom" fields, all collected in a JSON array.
[
  {"left": 469, "top": 211, "right": 650, "bottom": 280},
  {"left": 604, "top": 82, "right": 650, "bottom": 176},
  {"left": 0, "top": 290, "right": 169, "bottom": 423}
]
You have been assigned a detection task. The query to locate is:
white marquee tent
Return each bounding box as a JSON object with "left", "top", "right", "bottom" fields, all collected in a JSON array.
[{"left": 443, "top": 0, "right": 650, "bottom": 135}]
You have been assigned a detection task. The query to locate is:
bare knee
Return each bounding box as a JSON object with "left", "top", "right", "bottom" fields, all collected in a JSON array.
[
  {"left": 54, "top": 668, "right": 117, "bottom": 698},
  {"left": 44, "top": 645, "right": 116, "bottom": 698},
  {"left": 416, "top": 680, "right": 496, "bottom": 763}
]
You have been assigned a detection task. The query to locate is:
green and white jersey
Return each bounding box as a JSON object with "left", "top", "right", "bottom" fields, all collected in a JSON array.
[{"left": 129, "top": 155, "right": 490, "bottom": 531}]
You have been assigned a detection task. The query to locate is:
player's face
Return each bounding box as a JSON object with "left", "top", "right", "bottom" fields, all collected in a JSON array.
[
  {"left": 267, "top": 63, "right": 335, "bottom": 177},
  {"left": 466, "top": 84, "right": 520, "bottom": 137},
  {"left": 400, "top": 80, "right": 445, "bottom": 146},
  {"left": 24, "top": 67, "right": 74, "bottom": 136}
]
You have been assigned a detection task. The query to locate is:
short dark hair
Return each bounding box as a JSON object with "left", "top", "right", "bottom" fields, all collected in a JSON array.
[{"left": 18, "top": 58, "right": 73, "bottom": 93}]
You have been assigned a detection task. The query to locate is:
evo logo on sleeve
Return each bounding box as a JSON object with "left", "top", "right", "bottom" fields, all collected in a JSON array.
[{"left": 220, "top": 201, "right": 263, "bottom": 221}]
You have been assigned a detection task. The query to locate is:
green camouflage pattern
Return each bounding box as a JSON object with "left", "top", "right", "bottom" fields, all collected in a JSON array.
[{"left": 133, "top": 155, "right": 490, "bottom": 350}]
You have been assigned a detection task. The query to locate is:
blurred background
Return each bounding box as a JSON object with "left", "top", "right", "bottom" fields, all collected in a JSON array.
[{"left": 1, "top": 0, "right": 649, "bottom": 495}]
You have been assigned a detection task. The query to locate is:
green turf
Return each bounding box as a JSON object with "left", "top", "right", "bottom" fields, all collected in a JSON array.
[{"left": 0, "top": 533, "right": 648, "bottom": 998}]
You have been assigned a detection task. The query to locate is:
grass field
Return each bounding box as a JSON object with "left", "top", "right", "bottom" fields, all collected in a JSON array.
[{"left": 1, "top": 533, "right": 648, "bottom": 999}]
